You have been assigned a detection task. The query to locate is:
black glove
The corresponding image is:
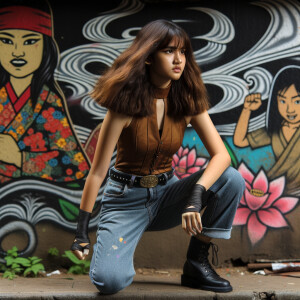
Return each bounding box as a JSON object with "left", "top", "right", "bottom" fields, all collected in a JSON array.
[
  {"left": 183, "top": 184, "right": 206, "bottom": 214},
  {"left": 71, "top": 209, "right": 91, "bottom": 259}
]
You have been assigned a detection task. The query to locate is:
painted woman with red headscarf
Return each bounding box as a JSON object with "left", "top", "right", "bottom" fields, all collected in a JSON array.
[{"left": 0, "top": 1, "right": 90, "bottom": 184}]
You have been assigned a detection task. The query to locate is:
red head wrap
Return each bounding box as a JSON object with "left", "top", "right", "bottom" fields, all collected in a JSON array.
[{"left": 0, "top": 5, "right": 52, "bottom": 36}]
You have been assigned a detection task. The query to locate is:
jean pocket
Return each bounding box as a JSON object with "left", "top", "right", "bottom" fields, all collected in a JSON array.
[{"left": 103, "top": 179, "right": 127, "bottom": 197}]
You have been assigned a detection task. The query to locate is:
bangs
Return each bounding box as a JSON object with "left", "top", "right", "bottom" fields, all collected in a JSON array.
[{"left": 157, "top": 29, "right": 189, "bottom": 51}]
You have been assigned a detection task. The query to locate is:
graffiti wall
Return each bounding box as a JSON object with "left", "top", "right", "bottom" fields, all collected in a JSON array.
[{"left": 0, "top": 0, "right": 299, "bottom": 266}]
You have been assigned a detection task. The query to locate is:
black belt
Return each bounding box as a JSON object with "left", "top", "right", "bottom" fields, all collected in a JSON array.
[{"left": 109, "top": 168, "right": 174, "bottom": 188}]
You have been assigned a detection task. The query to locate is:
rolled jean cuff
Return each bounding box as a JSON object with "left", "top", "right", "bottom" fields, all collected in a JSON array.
[{"left": 201, "top": 227, "right": 232, "bottom": 239}]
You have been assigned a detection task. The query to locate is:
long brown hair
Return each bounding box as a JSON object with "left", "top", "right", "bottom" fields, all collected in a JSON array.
[{"left": 91, "top": 19, "right": 209, "bottom": 118}]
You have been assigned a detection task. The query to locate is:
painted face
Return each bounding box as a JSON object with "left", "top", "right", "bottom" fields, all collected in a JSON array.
[
  {"left": 277, "top": 84, "right": 300, "bottom": 124},
  {"left": 0, "top": 29, "right": 43, "bottom": 79},
  {"left": 149, "top": 38, "right": 186, "bottom": 87}
]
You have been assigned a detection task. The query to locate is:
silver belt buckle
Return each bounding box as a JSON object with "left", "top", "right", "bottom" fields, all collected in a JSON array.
[{"left": 140, "top": 175, "right": 158, "bottom": 188}]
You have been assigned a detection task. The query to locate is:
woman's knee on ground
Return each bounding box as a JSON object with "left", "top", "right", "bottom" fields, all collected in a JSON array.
[{"left": 90, "top": 269, "right": 132, "bottom": 295}]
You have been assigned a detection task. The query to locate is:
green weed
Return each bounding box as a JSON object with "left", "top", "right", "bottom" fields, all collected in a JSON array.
[
  {"left": 62, "top": 250, "right": 90, "bottom": 274},
  {"left": 0, "top": 246, "right": 45, "bottom": 279}
]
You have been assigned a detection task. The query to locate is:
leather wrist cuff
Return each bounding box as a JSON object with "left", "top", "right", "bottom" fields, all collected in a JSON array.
[
  {"left": 75, "top": 209, "right": 91, "bottom": 240},
  {"left": 183, "top": 184, "right": 206, "bottom": 213}
]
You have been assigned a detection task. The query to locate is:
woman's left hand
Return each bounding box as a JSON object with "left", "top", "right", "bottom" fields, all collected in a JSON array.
[
  {"left": 0, "top": 134, "right": 22, "bottom": 167},
  {"left": 181, "top": 184, "right": 205, "bottom": 236},
  {"left": 182, "top": 212, "right": 202, "bottom": 236}
]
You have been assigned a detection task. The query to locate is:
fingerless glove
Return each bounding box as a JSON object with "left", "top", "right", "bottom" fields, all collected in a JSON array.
[
  {"left": 71, "top": 209, "right": 91, "bottom": 253},
  {"left": 183, "top": 184, "right": 206, "bottom": 214}
]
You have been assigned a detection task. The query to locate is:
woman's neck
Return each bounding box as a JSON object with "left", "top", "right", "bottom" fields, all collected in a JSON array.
[
  {"left": 150, "top": 75, "right": 171, "bottom": 89},
  {"left": 10, "top": 74, "right": 33, "bottom": 97},
  {"left": 153, "top": 83, "right": 171, "bottom": 99},
  {"left": 155, "top": 81, "right": 171, "bottom": 89}
]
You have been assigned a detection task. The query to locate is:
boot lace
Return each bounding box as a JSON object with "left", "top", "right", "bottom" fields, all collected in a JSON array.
[
  {"left": 211, "top": 243, "right": 219, "bottom": 266},
  {"left": 198, "top": 242, "right": 219, "bottom": 276}
]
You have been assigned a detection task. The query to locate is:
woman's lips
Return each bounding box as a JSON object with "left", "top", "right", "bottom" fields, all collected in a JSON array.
[
  {"left": 172, "top": 67, "right": 181, "bottom": 73},
  {"left": 10, "top": 59, "right": 27, "bottom": 67}
]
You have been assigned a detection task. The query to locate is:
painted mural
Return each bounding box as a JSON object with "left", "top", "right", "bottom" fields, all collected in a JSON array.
[
  {"left": 0, "top": 0, "right": 299, "bottom": 259},
  {"left": 0, "top": 1, "right": 96, "bottom": 258}
]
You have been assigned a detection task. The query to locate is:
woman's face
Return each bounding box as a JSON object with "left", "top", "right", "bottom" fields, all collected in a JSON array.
[
  {"left": 149, "top": 38, "right": 186, "bottom": 88},
  {"left": 0, "top": 29, "right": 44, "bottom": 79},
  {"left": 277, "top": 84, "right": 300, "bottom": 124}
]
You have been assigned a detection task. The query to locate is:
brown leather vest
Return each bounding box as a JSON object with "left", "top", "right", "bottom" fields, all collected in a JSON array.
[{"left": 114, "top": 87, "right": 187, "bottom": 175}]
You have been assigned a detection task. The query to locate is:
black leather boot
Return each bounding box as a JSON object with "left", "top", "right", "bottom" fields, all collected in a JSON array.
[{"left": 181, "top": 237, "right": 232, "bottom": 292}]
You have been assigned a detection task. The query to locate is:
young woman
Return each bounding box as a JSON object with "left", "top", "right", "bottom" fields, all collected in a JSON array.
[
  {"left": 71, "top": 19, "right": 245, "bottom": 294},
  {"left": 234, "top": 66, "right": 300, "bottom": 195}
]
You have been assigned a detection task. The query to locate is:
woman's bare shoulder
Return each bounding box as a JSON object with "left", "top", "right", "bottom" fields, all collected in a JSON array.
[{"left": 107, "top": 110, "right": 133, "bottom": 128}]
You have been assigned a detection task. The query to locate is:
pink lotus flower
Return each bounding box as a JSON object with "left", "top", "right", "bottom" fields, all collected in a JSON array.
[
  {"left": 234, "top": 163, "right": 299, "bottom": 246},
  {"left": 172, "top": 146, "right": 208, "bottom": 179}
]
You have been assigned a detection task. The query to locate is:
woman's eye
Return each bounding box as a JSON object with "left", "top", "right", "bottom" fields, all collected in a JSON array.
[
  {"left": 164, "top": 49, "right": 172, "bottom": 54},
  {"left": 0, "top": 38, "right": 13, "bottom": 45},
  {"left": 280, "top": 99, "right": 286, "bottom": 104},
  {"left": 295, "top": 100, "right": 300, "bottom": 105},
  {"left": 24, "top": 39, "right": 40, "bottom": 45},
  {"left": 181, "top": 49, "right": 186, "bottom": 54}
]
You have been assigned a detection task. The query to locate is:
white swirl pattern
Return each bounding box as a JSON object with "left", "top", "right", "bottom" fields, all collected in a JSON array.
[
  {"left": 243, "top": 67, "right": 273, "bottom": 100},
  {"left": 185, "top": 7, "right": 235, "bottom": 64},
  {"left": 0, "top": 194, "right": 99, "bottom": 228},
  {"left": 55, "top": 0, "right": 300, "bottom": 133},
  {"left": 188, "top": 7, "right": 235, "bottom": 43},
  {"left": 206, "top": 0, "right": 300, "bottom": 76}
]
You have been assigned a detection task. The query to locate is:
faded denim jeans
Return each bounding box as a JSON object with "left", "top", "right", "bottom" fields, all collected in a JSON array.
[{"left": 90, "top": 166, "right": 245, "bottom": 294}]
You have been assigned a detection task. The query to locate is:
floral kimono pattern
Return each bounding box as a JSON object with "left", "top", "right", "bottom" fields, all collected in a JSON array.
[{"left": 0, "top": 83, "right": 90, "bottom": 184}]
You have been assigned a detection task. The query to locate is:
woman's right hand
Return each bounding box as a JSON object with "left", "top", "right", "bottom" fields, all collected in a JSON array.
[
  {"left": 71, "top": 238, "right": 90, "bottom": 260},
  {"left": 244, "top": 93, "right": 262, "bottom": 111},
  {"left": 70, "top": 209, "right": 91, "bottom": 260}
]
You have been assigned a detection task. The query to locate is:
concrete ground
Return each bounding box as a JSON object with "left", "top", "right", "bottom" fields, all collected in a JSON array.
[{"left": 0, "top": 267, "right": 299, "bottom": 300}]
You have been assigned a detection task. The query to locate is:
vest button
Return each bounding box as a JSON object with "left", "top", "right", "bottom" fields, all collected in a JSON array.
[{"left": 160, "top": 141, "right": 163, "bottom": 144}]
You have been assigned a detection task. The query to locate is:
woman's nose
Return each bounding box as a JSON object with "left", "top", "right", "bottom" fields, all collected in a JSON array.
[{"left": 174, "top": 52, "right": 182, "bottom": 63}]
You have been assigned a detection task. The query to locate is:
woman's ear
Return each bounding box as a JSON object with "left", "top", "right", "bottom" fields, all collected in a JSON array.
[{"left": 145, "top": 56, "right": 152, "bottom": 65}]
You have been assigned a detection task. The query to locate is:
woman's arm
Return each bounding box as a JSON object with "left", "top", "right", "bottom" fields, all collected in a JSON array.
[
  {"left": 190, "top": 111, "right": 231, "bottom": 190},
  {"left": 182, "top": 111, "right": 230, "bottom": 236},
  {"left": 233, "top": 93, "right": 262, "bottom": 147},
  {"left": 80, "top": 110, "right": 131, "bottom": 212}
]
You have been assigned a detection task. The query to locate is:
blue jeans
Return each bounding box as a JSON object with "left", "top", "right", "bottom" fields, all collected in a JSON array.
[{"left": 90, "top": 166, "right": 245, "bottom": 294}]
